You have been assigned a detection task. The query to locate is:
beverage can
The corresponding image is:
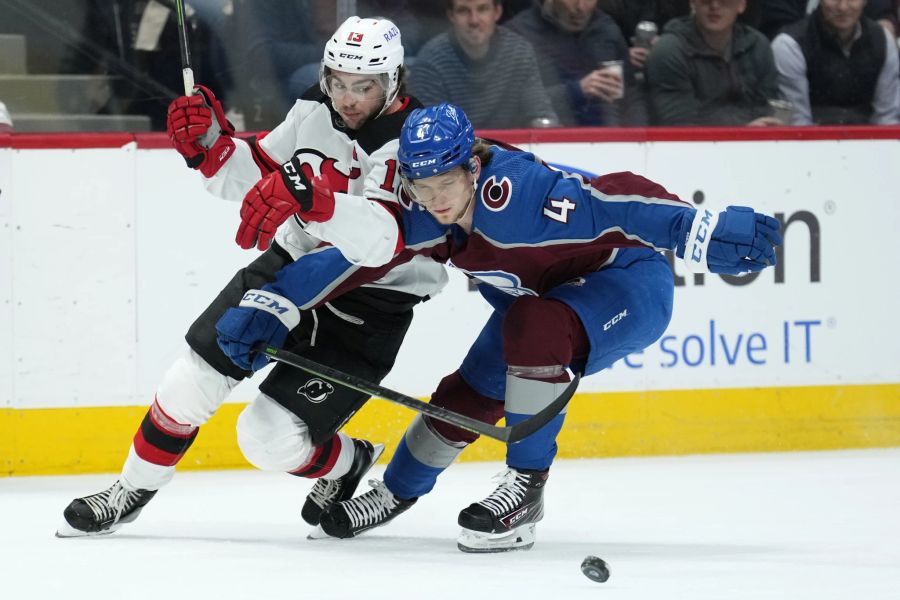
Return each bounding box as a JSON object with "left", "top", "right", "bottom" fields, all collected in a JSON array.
[
  {"left": 634, "top": 21, "right": 658, "bottom": 49},
  {"left": 598, "top": 60, "right": 625, "bottom": 100}
]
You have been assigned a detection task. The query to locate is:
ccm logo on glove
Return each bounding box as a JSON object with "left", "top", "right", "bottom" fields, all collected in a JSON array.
[
  {"left": 680, "top": 205, "right": 782, "bottom": 276},
  {"left": 236, "top": 157, "right": 337, "bottom": 251},
  {"left": 283, "top": 161, "right": 309, "bottom": 196},
  {"left": 689, "top": 208, "right": 717, "bottom": 266},
  {"left": 240, "top": 290, "right": 302, "bottom": 330}
]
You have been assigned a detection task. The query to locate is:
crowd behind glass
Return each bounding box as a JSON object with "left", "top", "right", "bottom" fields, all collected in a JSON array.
[{"left": 1, "top": 0, "right": 898, "bottom": 133}]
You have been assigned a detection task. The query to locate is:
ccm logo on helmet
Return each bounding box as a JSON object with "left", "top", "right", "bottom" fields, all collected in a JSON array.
[
  {"left": 410, "top": 158, "right": 438, "bottom": 168},
  {"left": 339, "top": 53, "right": 363, "bottom": 60}
]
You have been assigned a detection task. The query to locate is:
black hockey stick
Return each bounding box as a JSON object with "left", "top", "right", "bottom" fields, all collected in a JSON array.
[
  {"left": 174, "top": 0, "right": 194, "bottom": 95},
  {"left": 254, "top": 344, "right": 580, "bottom": 444}
]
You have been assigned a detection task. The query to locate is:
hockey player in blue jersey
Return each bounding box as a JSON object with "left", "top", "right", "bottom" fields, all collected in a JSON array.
[{"left": 220, "top": 103, "right": 782, "bottom": 551}]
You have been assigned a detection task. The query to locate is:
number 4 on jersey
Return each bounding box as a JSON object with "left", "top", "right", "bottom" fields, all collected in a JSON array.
[{"left": 543, "top": 196, "right": 576, "bottom": 223}]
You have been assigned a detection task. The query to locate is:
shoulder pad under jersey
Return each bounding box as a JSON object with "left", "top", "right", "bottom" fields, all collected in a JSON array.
[{"left": 356, "top": 96, "right": 425, "bottom": 155}]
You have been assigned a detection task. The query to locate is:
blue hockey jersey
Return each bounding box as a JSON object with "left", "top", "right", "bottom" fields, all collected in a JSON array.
[{"left": 269, "top": 146, "right": 696, "bottom": 307}]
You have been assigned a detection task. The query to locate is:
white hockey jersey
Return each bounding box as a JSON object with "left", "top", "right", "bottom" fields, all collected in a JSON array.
[{"left": 203, "top": 89, "right": 447, "bottom": 300}]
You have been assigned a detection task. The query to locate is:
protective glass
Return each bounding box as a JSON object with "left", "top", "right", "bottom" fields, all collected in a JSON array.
[
  {"left": 324, "top": 74, "right": 389, "bottom": 102},
  {"left": 400, "top": 169, "right": 470, "bottom": 207}
]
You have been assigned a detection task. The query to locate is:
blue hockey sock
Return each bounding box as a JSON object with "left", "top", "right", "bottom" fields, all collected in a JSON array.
[
  {"left": 383, "top": 436, "right": 445, "bottom": 500},
  {"left": 505, "top": 411, "right": 565, "bottom": 471}
]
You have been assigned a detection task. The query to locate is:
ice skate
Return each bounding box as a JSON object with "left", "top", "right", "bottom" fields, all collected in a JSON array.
[
  {"left": 56, "top": 480, "right": 157, "bottom": 537},
  {"left": 319, "top": 479, "right": 416, "bottom": 538},
  {"left": 301, "top": 439, "right": 385, "bottom": 526},
  {"left": 456, "top": 467, "right": 547, "bottom": 553}
]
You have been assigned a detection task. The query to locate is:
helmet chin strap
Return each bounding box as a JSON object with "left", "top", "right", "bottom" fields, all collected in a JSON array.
[
  {"left": 375, "top": 68, "right": 400, "bottom": 118},
  {"left": 450, "top": 172, "right": 479, "bottom": 225},
  {"left": 376, "top": 88, "right": 399, "bottom": 118}
]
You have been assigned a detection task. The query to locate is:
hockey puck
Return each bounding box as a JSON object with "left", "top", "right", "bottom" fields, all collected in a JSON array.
[{"left": 580, "top": 556, "right": 610, "bottom": 583}]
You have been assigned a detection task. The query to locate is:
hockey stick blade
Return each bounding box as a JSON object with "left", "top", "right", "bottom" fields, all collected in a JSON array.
[{"left": 254, "top": 344, "right": 579, "bottom": 444}]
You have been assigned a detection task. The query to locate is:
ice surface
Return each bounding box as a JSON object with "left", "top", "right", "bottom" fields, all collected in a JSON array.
[{"left": 2, "top": 449, "right": 899, "bottom": 600}]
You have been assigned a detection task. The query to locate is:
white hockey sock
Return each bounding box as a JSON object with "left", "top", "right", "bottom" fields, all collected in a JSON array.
[
  {"left": 120, "top": 445, "right": 176, "bottom": 491},
  {"left": 320, "top": 432, "right": 355, "bottom": 480}
]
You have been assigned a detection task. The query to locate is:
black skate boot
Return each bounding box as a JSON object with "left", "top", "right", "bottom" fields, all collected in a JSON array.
[
  {"left": 57, "top": 480, "right": 157, "bottom": 538},
  {"left": 301, "top": 439, "right": 385, "bottom": 526},
  {"left": 456, "top": 467, "right": 548, "bottom": 553},
  {"left": 319, "top": 479, "right": 416, "bottom": 538}
]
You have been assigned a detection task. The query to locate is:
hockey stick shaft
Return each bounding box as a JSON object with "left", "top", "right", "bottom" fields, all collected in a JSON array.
[
  {"left": 254, "top": 344, "right": 579, "bottom": 444},
  {"left": 174, "top": 0, "right": 194, "bottom": 95}
]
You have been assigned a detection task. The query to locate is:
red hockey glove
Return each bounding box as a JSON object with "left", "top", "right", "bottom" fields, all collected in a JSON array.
[
  {"left": 166, "top": 84, "right": 235, "bottom": 178},
  {"left": 236, "top": 157, "right": 336, "bottom": 250}
]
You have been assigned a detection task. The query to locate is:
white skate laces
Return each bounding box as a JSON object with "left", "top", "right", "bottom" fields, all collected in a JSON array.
[
  {"left": 344, "top": 480, "right": 400, "bottom": 529},
  {"left": 477, "top": 468, "right": 529, "bottom": 516},
  {"left": 83, "top": 481, "right": 134, "bottom": 525},
  {"left": 306, "top": 478, "right": 341, "bottom": 511}
]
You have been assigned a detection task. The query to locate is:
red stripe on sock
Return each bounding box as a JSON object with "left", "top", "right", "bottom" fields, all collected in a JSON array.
[
  {"left": 148, "top": 398, "right": 197, "bottom": 438},
  {"left": 133, "top": 428, "right": 184, "bottom": 467},
  {"left": 290, "top": 444, "right": 326, "bottom": 477},
  {"left": 303, "top": 435, "right": 343, "bottom": 479}
]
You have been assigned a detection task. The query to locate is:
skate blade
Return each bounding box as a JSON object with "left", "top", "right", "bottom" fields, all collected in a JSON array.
[
  {"left": 457, "top": 523, "right": 536, "bottom": 553},
  {"left": 55, "top": 520, "right": 121, "bottom": 538},
  {"left": 369, "top": 443, "right": 385, "bottom": 469},
  {"left": 306, "top": 525, "right": 333, "bottom": 540}
]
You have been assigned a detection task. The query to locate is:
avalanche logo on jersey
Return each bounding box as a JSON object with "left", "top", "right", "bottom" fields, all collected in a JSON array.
[
  {"left": 291, "top": 148, "right": 359, "bottom": 195},
  {"left": 298, "top": 378, "right": 335, "bottom": 403},
  {"left": 480, "top": 175, "right": 512, "bottom": 211},
  {"left": 468, "top": 270, "right": 538, "bottom": 297}
]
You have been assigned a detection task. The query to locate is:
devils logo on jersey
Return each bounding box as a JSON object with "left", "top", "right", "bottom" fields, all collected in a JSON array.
[
  {"left": 292, "top": 149, "right": 360, "bottom": 195},
  {"left": 481, "top": 175, "right": 512, "bottom": 212},
  {"left": 298, "top": 378, "right": 335, "bottom": 403}
]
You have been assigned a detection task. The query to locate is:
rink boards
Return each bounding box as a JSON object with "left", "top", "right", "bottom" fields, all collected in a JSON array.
[{"left": 1, "top": 128, "right": 899, "bottom": 475}]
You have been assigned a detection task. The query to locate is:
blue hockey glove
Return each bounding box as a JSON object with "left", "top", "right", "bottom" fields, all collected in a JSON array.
[
  {"left": 215, "top": 289, "right": 301, "bottom": 371},
  {"left": 679, "top": 206, "right": 782, "bottom": 275}
]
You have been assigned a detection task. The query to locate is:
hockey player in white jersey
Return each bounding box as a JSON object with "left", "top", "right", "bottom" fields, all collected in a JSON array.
[
  {"left": 217, "top": 103, "right": 782, "bottom": 551},
  {"left": 57, "top": 17, "right": 447, "bottom": 537}
]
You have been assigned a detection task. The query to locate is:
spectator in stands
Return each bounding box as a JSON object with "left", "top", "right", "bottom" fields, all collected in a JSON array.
[
  {"left": 369, "top": 1, "right": 428, "bottom": 53},
  {"left": 758, "top": 0, "right": 899, "bottom": 38},
  {"left": 772, "top": 0, "right": 900, "bottom": 125},
  {"left": 233, "top": 0, "right": 325, "bottom": 123},
  {"left": 408, "top": 0, "right": 559, "bottom": 128},
  {"left": 645, "top": 0, "right": 781, "bottom": 126},
  {"left": 248, "top": 1, "right": 424, "bottom": 113},
  {"left": 0, "top": 100, "right": 12, "bottom": 133},
  {"left": 61, "top": 0, "right": 230, "bottom": 130},
  {"left": 235, "top": 1, "right": 427, "bottom": 129},
  {"left": 506, "top": 0, "right": 629, "bottom": 126},
  {"left": 597, "top": 0, "right": 691, "bottom": 125},
  {"left": 598, "top": 0, "right": 689, "bottom": 69}
]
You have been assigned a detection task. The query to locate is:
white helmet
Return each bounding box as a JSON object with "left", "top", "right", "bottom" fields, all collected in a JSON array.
[{"left": 320, "top": 16, "right": 404, "bottom": 116}]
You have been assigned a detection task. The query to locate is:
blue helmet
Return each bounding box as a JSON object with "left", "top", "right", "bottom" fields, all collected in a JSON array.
[{"left": 398, "top": 103, "right": 475, "bottom": 180}]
